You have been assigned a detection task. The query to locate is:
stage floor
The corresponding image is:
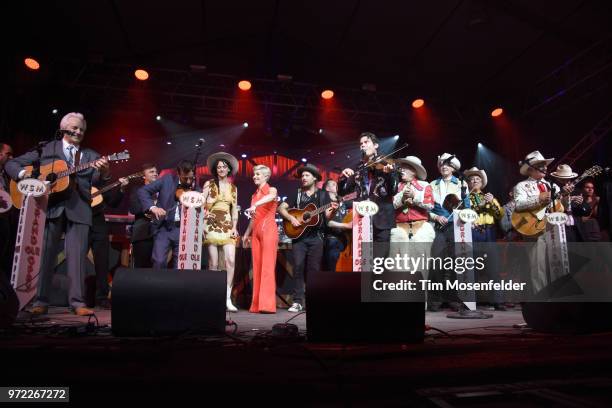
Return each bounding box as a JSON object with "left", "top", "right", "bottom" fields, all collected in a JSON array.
[{"left": 4, "top": 305, "right": 612, "bottom": 406}]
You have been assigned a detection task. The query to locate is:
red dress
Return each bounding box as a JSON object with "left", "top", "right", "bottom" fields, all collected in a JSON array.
[{"left": 249, "top": 183, "right": 279, "bottom": 313}]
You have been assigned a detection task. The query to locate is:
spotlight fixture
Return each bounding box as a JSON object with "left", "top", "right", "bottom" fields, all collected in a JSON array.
[
  {"left": 393, "top": 135, "right": 400, "bottom": 140},
  {"left": 301, "top": 158, "right": 307, "bottom": 163},
  {"left": 238, "top": 80, "right": 252, "bottom": 91},
  {"left": 156, "top": 115, "right": 162, "bottom": 121},
  {"left": 318, "top": 128, "right": 323, "bottom": 134},
  {"left": 412, "top": 98, "right": 425, "bottom": 108},
  {"left": 321, "top": 90, "right": 334, "bottom": 99},
  {"left": 243, "top": 122, "right": 249, "bottom": 128},
  {"left": 24, "top": 57, "right": 40, "bottom": 70},
  {"left": 241, "top": 154, "right": 247, "bottom": 158},
  {"left": 491, "top": 107, "right": 503, "bottom": 117},
  {"left": 51, "top": 108, "right": 58, "bottom": 114},
  {"left": 166, "top": 141, "right": 172, "bottom": 145},
  {"left": 134, "top": 69, "right": 149, "bottom": 81},
  {"left": 120, "top": 138, "right": 126, "bottom": 143}
]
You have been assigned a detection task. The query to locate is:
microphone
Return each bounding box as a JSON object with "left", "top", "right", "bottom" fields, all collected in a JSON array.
[{"left": 56, "top": 129, "right": 76, "bottom": 139}]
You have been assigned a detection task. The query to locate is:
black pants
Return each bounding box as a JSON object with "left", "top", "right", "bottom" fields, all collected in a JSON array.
[
  {"left": 324, "top": 236, "right": 346, "bottom": 272},
  {"left": 89, "top": 213, "right": 110, "bottom": 302},
  {"left": 429, "top": 226, "right": 459, "bottom": 305},
  {"left": 132, "top": 238, "right": 154, "bottom": 268},
  {"left": 291, "top": 234, "right": 324, "bottom": 306}
]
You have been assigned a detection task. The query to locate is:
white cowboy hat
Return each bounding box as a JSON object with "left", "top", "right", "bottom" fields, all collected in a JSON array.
[
  {"left": 207, "top": 152, "right": 239, "bottom": 176},
  {"left": 395, "top": 155, "right": 427, "bottom": 181},
  {"left": 550, "top": 164, "right": 578, "bottom": 179},
  {"left": 519, "top": 151, "right": 554, "bottom": 176},
  {"left": 463, "top": 167, "right": 488, "bottom": 188},
  {"left": 437, "top": 153, "right": 461, "bottom": 171}
]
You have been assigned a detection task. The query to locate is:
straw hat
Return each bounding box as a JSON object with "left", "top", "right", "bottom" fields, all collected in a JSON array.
[
  {"left": 519, "top": 151, "right": 554, "bottom": 176},
  {"left": 207, "top": 152, "right": 239, "bottom": 176},
  {"left": 463, "top": 167, "right": 488, "bottom": 188},
  {"left": 437, "top": 153, "right": 461, "bottom": 171},
  {"left": 395, "top": 155, "right": 427, "bottom": 181}
]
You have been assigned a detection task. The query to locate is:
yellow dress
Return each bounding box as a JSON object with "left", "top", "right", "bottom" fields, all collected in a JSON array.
[{"left": 204, "top": 181, "right": 237, "bottom": 246}]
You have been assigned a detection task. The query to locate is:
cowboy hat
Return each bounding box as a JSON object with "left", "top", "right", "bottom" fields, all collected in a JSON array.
[
  {"left": 207, "top": 152, "right": 239, "bottom": 176},
  {"left": 463, "top": 167, "right": 488, "bottom": 188},
  {"left": 395, "top": 155, "right": 427, "bottom": 181},
  {"left": 550, "top": 164, "right": 578, "bottom": 179},
  {"left": 437, "top": 153, "right": 461, "bottom": 171},
  {"left": 295, "top": 163, "right": 321, "bottom": 180},
  {"left": 519, "top": 150, "right": 554, "bottom": 176}
]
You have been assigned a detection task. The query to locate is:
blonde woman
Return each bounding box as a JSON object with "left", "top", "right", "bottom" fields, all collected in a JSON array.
[{"left": 242, "top": 165, "right": 278, "bottom": 313}]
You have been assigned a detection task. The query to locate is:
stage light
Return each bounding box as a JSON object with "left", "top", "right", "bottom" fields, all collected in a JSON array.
[
  {"left": 238, "top": 80, "right": 251, "bottom": 91},
  {"left": 330, "top": 151, "right": 335, "bottom": 155},
  {"left": 243, "top": 122, "right": 249, "bottom": 128},
  {"left": 491, "top": 107, "right": 503, "bottom": 117},
  {"left": 220, "top": 144, "right": 225, "bottom": 148},
  {"left": 321, "top": 90, "right": 334, "bottom": 99},
  {"left": 301, "top": 158, "right": 307, "bottom": 163},
  {"left": 51, "top": 108, "right": 58, "bottom": 114},
  {"left": 120, "top": 138, "right": 126, "bottom": 143},
  {"left": 134, "top": 69, "right": 149, "bottom": 81},
  {"left": 393, "top": 135, "right": 400, "bottom": 140},
  {"left": 156, "top": 115, "right": 162, "bottom": 121},
  {"left": 166, "top": 141, "right": 172, "bottom": 145},
  {"left": 412, "top": 98, "right": 425, "bottom": 108},
  {"left": 241, "top": 154, "right": 247, "bottom": 158},
  {"left": 318, "top": 128, "right": 323, "bottom": 134},
  {"left": 478, "top": 142, "right": 483, "bottom": 148},
  {"left": 24, "top": 57, "right": 40, "bottom": 70}
]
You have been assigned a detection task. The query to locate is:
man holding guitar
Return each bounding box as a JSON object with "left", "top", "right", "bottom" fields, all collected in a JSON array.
[
  {"left": 278, "top": 164, "right": 338, "bottom": 312},
  {"left": 5, "top": 112, "right": 110, "bottom": 316}
]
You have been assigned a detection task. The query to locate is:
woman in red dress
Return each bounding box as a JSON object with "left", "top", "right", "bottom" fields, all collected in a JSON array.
[{"left": 242, "top": 165, "right": 279, "bottom": 313}]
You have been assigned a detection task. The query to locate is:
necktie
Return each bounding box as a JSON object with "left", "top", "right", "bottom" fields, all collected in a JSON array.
[
  {"left": 537, "top": 181, "right": 547, "bottom": 192},
  {"left": 67, "top": 145, "right": 75, "bottom": 167}
]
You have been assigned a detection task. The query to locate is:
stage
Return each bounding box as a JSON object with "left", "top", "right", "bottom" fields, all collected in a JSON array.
[{"left": 3, "top": 306, "right": 612, "bottom": 406}]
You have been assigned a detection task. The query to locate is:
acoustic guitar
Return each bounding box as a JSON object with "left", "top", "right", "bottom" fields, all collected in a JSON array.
[
  {"left": 283, "top": 192, "right": 357, "bottom": 240},
  {"left": 335, "top": 209, "right": 353, "bottom": 272},
  {"left": 511, "top": 165, "right": 604, "bottom": 237},
  {"left": 90, "top": 171, "right": 144, "bottom": 207},
  {"left": 10, "top": 150, "right": 130, "bottom": 209}
]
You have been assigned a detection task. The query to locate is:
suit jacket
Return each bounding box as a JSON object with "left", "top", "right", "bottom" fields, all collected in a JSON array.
[
  {"left": 130, "top": 184, "right": 153, "bottom": 242},
  {"left": 137, "top": 174, "right": 202, "bottom": 233},
  {"left": 5, "top": 140, "right": 102, "bottom": 226},
  {"left": 338, "top": 167, "right": 398, "bottom": 230}
]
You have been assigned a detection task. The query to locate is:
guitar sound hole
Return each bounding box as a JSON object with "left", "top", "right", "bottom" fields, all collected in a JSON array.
[
  {"left": 46, "top": 173, "right": 57, "bottom": 183},
  {"left": 303, "top": 213, "right": 311, "bottom": 222}
]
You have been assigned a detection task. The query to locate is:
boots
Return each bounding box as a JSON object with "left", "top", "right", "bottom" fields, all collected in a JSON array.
[{"left": 226, "top": 285, "right": 238, "bottom": 312}]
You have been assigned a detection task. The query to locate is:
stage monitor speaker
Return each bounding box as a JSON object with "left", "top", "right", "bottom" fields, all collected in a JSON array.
[
  {"left": 522, "top": 301, "right": 612, "bottom": 334},
  {"left": 112, "top": 268, "right": 226, "bottom": 336},
  {"left": 0, "top": 274, "right": 19, "bottom": 329},
  {"left": 522, "top": 274, "right": 612, "bottom": 334},
  {"left": 306, "top": 271, "right": 425, "bottom": 343}
]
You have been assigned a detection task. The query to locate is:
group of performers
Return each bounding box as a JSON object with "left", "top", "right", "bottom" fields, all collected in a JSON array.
[{"left": 0, "top": 112, "right": 606, "bottom": 316}]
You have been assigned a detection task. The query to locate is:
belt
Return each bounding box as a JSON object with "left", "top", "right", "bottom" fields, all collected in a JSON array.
[{"left": 397, "top": 220, "right": 426, "bottom": 239}]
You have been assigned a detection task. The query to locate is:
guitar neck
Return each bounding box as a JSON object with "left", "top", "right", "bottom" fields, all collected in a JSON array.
[
  {"left": 93, "top": 180, "right": 122, "bottom": 197},
  {"left": 308, "top": 193, "right": 354, "bottom": 217},
  {"left": 57, "top": 155, "right": 108, "bottom": 178}
]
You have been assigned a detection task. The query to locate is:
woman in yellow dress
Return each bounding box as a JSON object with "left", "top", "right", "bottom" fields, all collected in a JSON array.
[{"left": 203, "top": 152, "right": 240, "bottom": 312}]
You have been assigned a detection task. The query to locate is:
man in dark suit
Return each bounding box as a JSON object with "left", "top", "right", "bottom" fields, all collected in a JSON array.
[
  {"left": 339, "top": 132, "right": 398, "bottom": 246},
  {"left": 129, "top": 163, "right": 158, "bottom": 268},
  {"left": 5, "top": 113, "right": 110, "bottom": 315},
  {"left": 0, "top": 142, "right": 15, "bottom": 282},
  {"left": 138, "top": 160, "right": 195, "bottom": 269}
]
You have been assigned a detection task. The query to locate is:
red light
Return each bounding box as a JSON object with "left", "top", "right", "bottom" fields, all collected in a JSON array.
[
  {"left": 24, "top": 57, "right": 40, "bottom": 70},
  {"left": 412, "top": 98, "right": 425, "bottom": 108},
  {"left": 491, "top": 107, "right": 503, "bottom": 117},
  {"left": 321, "top": 90, "right": 334, "bottom": 100},
  {"left": 134, "top": 69, "right": 149, "bottom": 80},
  {"left": 238, "top": 80, "right": 252, "bottom": 91}
]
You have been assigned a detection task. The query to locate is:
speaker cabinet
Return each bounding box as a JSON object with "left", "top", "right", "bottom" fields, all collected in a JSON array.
[{"left": 112, "top": 268, "right": 226, "bottom": 336}]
